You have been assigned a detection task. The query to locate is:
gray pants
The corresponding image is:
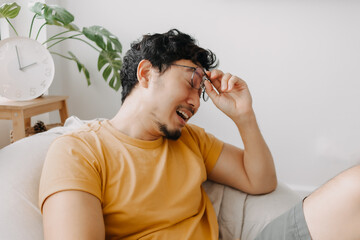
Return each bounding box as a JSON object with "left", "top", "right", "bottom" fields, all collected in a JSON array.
[{"left": 255, "top": 201, "right": 311, "bottom": 240}]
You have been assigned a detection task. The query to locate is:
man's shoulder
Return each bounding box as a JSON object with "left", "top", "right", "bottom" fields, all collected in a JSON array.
[
  {"left": 65, "top": 120, "right": 101, "bottom": 135},
  {"left": 53, "top": 120, "right": 106, "bottom": 146}
]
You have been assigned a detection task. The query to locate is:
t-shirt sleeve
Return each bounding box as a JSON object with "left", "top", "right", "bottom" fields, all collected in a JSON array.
[
  {"left": 38, "top": 134, "right": 103, "bottom": 213},
  {"left": 184, "top": 124, "right": 224, "bottom": 174}
]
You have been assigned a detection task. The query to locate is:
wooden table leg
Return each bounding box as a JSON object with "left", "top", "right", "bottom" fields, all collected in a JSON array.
[
  {"left": 12, "top": 110, "right": 26, "bottom": 142},
  {"left": 25, "top": 118, "right": 31, "bottom": 129},
  {"left": 59, "top": 99, "right": 69, "bottom": 124}
]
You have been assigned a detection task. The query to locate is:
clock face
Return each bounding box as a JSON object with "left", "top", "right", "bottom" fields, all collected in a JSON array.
[{"left": 0, "top": 37, "right": 55, "bottom": 101}]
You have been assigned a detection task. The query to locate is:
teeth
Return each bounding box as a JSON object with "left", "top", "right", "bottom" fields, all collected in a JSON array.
[{"left": 177, "top": 110, "right": 189, "bottom": 120}]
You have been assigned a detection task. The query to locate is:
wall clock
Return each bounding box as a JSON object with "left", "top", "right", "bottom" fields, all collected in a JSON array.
[{"left": 0, "top": 36, "right": 55, "bottom": 101}]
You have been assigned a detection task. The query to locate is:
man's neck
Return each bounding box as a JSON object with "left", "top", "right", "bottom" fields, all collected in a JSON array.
[{"left": 109, "top": 99, "right": 162, "bottom": 141}]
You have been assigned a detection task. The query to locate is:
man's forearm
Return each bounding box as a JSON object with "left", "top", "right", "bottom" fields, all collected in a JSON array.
[{"left": 234, "top": 110, "right": 277, "bottom": 193}]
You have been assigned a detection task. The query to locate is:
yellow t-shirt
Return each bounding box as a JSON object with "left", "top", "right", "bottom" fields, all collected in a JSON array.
[{"left": 39, "top": 120, "right": 224, "bottom": 240}]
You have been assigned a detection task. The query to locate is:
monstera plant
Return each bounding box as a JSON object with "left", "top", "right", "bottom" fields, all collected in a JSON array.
[{"left": 0, "top": 2, "right": 122, "bottom": 90}]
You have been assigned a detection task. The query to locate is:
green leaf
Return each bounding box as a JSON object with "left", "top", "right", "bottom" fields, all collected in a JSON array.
[
  {"left": 28, "top": 2, "right": 44, "bottom": 16},
  {"left": 30, "top": 3, "right": 75, "bottom": 28},
  {"left": 0, "top": 2, "right": 21, "bottom": 19},
  {"left": 68, "top": 51, "right": 91, "bottom": 86},
  {"left": 83, "top": 26, "right": 122, "bottom": 53},
  {"left": 97, "top": 50, "right": 122, "bottom": 91},
  {"left": 63, "top": 23, "right": 79, "bottom": 31}
]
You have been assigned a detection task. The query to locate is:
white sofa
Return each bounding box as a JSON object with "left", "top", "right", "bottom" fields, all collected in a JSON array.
[{"left": 0, "top": 117, "right": 301, "bottom": 240}]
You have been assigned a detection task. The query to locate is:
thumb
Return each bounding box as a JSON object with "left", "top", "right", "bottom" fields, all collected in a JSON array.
[{"left": 204, "top": 80, "right": 220, "bottom": 103}]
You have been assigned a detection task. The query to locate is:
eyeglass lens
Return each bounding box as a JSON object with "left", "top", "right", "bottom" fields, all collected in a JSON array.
[
  {"left": 192, "top": 68, "right": 206, "bottom": 89},
  {"left": 191, "top": 68, "right": 210, "bottom": 101}
]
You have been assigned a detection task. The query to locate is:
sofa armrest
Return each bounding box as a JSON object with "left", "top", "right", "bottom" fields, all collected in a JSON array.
[{"left": 203, "top": 180, "right": 248, "bottom": 240}]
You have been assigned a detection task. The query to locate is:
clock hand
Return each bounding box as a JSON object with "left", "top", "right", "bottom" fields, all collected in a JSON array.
[
  {"left": 15, "top": 45, "right": 22, "bottom": 69},
  {"left": 20, "top": 62, "right": 38, "bottom": 71}
]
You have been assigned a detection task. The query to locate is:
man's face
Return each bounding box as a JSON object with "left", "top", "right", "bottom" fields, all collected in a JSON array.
[{"left": 147, "top": 60, "right": 203, "bottom": 140}]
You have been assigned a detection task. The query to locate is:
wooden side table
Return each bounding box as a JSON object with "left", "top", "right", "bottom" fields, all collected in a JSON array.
[{"left": 0, "top": 95, "right": 69, "bottom": 142}]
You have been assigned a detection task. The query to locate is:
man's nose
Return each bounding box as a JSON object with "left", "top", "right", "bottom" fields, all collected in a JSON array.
[{"left": 187, "top": 91, "right": 200, "bottom": 111}]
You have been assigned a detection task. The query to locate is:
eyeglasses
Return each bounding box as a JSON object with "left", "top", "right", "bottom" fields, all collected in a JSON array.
[{"left": 170, "top": 63, "right": 212, "bottom": 101}]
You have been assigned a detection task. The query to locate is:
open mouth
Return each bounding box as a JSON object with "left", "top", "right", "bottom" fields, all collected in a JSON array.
[{"left": 176, "top": 110, "right": 189, "bottom": 121}]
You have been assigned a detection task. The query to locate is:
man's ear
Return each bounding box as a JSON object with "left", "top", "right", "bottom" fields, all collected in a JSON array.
[{"left": 137, "top": 60, "right": 152, "bottom": 88}]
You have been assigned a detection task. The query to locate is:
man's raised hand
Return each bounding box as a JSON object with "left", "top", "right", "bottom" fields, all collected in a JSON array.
[{"left": 204, "top": 69, "right": 253, "bottom": 121}]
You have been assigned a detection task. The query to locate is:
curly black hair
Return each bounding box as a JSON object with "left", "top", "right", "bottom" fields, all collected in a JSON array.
[{"left": 120, "top": 29, "right": 218, "bottom": 103}]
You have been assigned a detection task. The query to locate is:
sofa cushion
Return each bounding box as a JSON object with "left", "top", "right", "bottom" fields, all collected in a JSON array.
[
  {"left": 0, "top": 116, "right": 84, "bottom": 240},
  {"left": 0, "top": 130, "right": 60, "bottom": 239}
]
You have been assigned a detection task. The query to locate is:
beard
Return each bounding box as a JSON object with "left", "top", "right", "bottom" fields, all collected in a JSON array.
[{"left": 158, "top": 123, "right": 181, "bottom": 140}]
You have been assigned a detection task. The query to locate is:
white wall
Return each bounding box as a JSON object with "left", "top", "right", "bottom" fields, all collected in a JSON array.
[{"left": 2, "top": 0, "right": 360, "bottom": 194}]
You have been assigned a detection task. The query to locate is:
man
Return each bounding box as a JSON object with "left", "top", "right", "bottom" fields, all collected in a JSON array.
[{"left": 39, "top": 29, "right": 360, "bottom": 239}]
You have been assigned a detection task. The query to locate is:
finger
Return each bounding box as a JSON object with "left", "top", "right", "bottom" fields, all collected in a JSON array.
[
  {"left": 208, "top": 69, "right": 224, "bottom": 80},
  {"left": 207, "top": 69, "right": 223, "bottom": 93},
  {"left": 221, "top": 73, "right": 232, "bottom": 92},
  {"left": 228, "top": 75, "right": 242, "bottom": 91},
  {"left": 231, "top": 76, "right": 248, "bottom": 92},
  {"left": 209, "top": 77, "right": 222, "bottom": 93},
  {"left": 204, "top": 80, "right": 220, "bottom": 103}
]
